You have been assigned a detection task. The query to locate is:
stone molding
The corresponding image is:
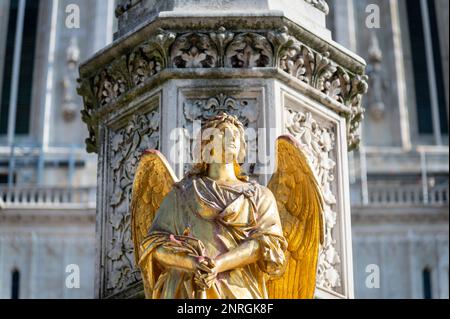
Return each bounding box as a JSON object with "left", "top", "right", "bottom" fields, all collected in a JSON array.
[
  {"left": 352, "top": 206, "right": 449, "bottom": 224},
  {"left": 0, "top": 209, "right": 95, "bottom": 224},
  {"left": 116, "top": 1, "right": 330, "bottom": 17}
]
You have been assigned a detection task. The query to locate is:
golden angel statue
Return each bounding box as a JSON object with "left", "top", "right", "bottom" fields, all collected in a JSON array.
[{"left": 131, "top": 113, "right": 324, "bottom": 299}]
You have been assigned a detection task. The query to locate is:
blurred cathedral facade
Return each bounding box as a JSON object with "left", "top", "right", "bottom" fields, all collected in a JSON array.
[
  {"left": 0, "top": 0, "right": 114, "bottom": 298},
  {"left": 0, "top": 0, "right": 448, "bottom": 299}
]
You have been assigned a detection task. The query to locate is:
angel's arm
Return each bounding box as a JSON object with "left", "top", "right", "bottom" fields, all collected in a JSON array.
[
  {"left": 153, "top": 239, "right": 216, "bottom": 275},
  {"left": 215, "top": 188, "right": 286, "bottom": 274},
  {"left": 215, "top": 239, "right": 260, "bottom": 273},
  {"left": 153, "top": 247, "right": 198, "bottom": 272},
  {"left": 146, "top": 191, "right": 206, "bottom": 273}
]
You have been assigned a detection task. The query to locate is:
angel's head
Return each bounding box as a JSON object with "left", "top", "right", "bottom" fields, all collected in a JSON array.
[
  {"left": 189, "top": 113, "right": 248, "bottom": 181},
  {"left": 199, "top": 113, "right": 246, "bottom": 164}
]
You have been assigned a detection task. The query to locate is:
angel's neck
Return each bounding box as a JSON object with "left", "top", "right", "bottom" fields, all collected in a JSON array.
[{"left": 207, "top": 163, "right": 237, "bottom": 182}]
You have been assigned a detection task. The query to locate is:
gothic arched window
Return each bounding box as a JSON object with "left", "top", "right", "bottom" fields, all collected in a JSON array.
[
  {"left": 422, "top": 267, "right": 432, "bottom": 299},
  {"left": 11, "top": 268, "right": 20, "bottom": 299},
  {"left": 406, "top": 0, "right": 448, "bottom": 143},
  {"left": 0, "top": 0, "right": 41, "bottom": 136}
]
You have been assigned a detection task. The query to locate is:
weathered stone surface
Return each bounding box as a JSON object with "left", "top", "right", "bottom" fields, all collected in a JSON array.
[{"left": 114, "top": 0, "right": 331, "bottom": 39}]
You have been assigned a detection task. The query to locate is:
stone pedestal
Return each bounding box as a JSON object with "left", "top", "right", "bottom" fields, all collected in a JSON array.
[{"left": 78, "top": 0, "right": 368, "bottom": 299}]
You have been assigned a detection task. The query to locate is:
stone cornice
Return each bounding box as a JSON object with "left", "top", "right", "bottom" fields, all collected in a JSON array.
[
  {"left": 91, "top": 68, "right": 353, "bottom": 119},
  {"left": 80, "top": 16, "right": 365, "bottom": 77},
  {"left": 0, "top": 208, "right": 95, "bottom": 224},
  {"left": 113, "top": 1, "right": 331, "bottom": 40},
  {"left": 116, "top": 1, "right": 331, "bottom": 17},
  {"left": 351, "top": 205, "right": 449, "bottom": 224}
]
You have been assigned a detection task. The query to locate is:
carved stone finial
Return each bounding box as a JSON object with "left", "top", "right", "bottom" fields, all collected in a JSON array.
[
  {"left": 62, "top": 36, "right": 81, "bottom": 122},
  {"left": 367, "top": 31, "right": 385, "bottom": 121},
  {"left": 368, "top": 31, "right": 383, "bottom": 64},
  {"left": 304, "top": 0, "right": 329, "bottom": 15}
]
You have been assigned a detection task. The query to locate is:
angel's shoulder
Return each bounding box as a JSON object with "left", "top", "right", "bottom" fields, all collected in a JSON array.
[
  {"left": 252, "top": 182, "right": 276, "bottom": 201},
  {"left": 173, "top": 176, "right": 196, "bottom": 193}
]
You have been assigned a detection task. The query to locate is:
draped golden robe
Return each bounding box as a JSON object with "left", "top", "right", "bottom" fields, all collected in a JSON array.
[{"left": 138, "top": 176, "right": 287, "bottom": 299}]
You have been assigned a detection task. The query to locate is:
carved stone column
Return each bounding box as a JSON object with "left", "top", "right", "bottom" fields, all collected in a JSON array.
[{"left": 78, "top": 0, "right": 368, "bottom": 299}]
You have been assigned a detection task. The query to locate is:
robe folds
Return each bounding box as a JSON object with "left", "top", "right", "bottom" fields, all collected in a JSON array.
[{"left": 138, "top": 176, "right": 287, "bottom": 299}]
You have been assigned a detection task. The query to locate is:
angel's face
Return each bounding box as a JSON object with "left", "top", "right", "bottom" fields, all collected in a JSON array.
[{"left": 203, "top": 123, "right": 241, "bottom": 164}]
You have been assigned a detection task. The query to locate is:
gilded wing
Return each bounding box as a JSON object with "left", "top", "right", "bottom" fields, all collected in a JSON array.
[
  {"left": 267, "top": 135, "right": 324, "bottom": 299},
  {"left": 131, "top": 150, "right": 179, "bottom": 266}
]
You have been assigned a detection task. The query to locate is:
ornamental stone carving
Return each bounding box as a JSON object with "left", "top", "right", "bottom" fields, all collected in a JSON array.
[
  {"left": 62, "top": 37, "right": 81, "bottom": 122},
  {"left": 77, "top": 29, "right": 174, "bottom": 153},
  {"left": 106, "top": 111, "right": 160, "bottom": 294},
  {"left": 171, "top": 33, "right": 218, "bottom": 68},
  {"left": 78, "top": 26, "right": 367, "bottom": 153},
  {"left": 93, "top": 29, "right": 175, "bottom": 107},
  {"left": 280, "top": 45, "right": 336, "bottom": 92},
  {"left": 279, "top": 40, "right": 368, "bottom": 151},
  {"left": 209, "top": 27, "right": 235, "bottom": 67},
  {"left": 304, "top": 0, "right": 329, "bottom": 14},
  {"left": 77, "top": 77, "right": 98, "bottom": 154},
  {"left": 182, "top": 93, "right": 259, "bottom": 176},
  {"left": 93, "top": 56, "right": 129, "bottom": 108},
  {"left": 225, "top": 33, "right": 273, "bottom": 68},
  {"left": 285, "top": 109, "right": 341, "bottom": 291},
  {"left": 128, "top": 44, "right": 163, "bottom": 86},
  {"left": 184, "top": 93, "right": 258, "bottom": 125}
]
